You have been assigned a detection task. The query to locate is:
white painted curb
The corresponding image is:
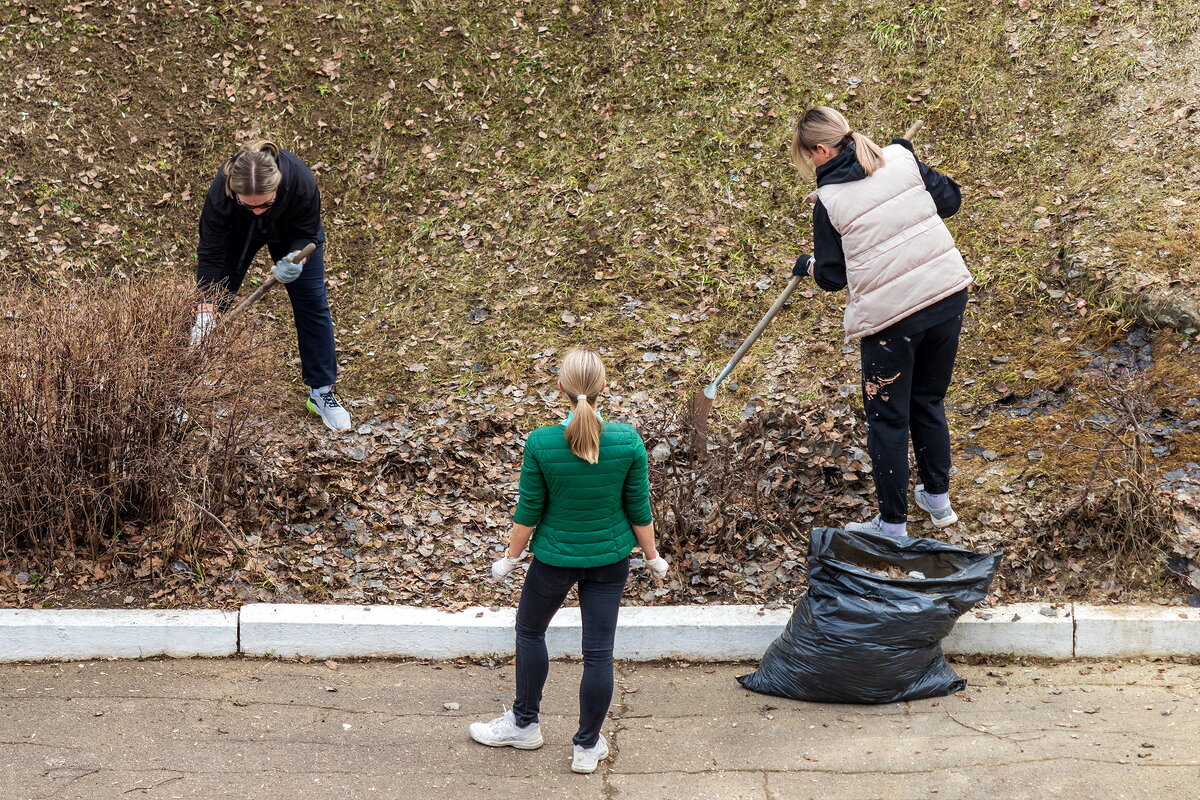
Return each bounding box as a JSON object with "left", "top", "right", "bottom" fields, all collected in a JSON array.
[
  {"left": 237, "top": 603, "right": 792, "bottom": 660},
  {"left": 1074, "top": 605, "right": 1200, "bottom": 657},
  {"left": 240, "top": 602, "right": 1078, "bottom": 662},
  {"left": 2, "top": 603, "right": 1196, "bottom": 662},
  {"left": 0, "top": 609, "right": 238, "bottom": 662},
  {"left": 239, "top": 603, "right": 516, "bottom": 659},
  {"left": 614, "top": 605, "right": 793, "bottom": 660},
  {"left": 943, "top": 603, "right": 1074, "bottom": 659}
]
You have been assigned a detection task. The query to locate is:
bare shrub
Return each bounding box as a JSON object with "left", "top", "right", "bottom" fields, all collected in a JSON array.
[
  {"left": 0, "top": 280, "right": 270, "bottom": 566},
  {"left": 1047, "top": 376, "right": 1182, "bottom": 575},
  {"left": 643, "top": 403, "right": 872, "bottom": 564}
]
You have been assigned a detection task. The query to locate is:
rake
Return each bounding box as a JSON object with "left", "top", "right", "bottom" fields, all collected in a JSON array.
[{"left": 685, "top": 120, "right": 924, "bottom": 449}]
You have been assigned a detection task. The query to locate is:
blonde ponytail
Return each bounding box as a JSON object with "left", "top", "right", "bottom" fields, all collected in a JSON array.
[
  {"left": 792, "top": 107, "right": 885, "bottom": 177},
  {"left": 222, "top": 138, "right": 282, "bottom": 198},
  {"left": 560, "top": 349, "right": 606, "bottom": 464}
]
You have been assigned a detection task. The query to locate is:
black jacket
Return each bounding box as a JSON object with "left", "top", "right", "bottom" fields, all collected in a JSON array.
[
  {"left": 801, "top": 137, "right": 967, "bottom": 337},
  {"left": 196, "top": 149, "right": 324, "bottom": 287}
]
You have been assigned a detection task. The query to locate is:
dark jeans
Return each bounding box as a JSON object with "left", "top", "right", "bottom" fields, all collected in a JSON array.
[
  {"left": 221, "top": 238, "right": 337, "bottom": 389},
  {"left": 512, "top": 556, "right": 629, "bottom": 747},
  {"left": 860, "top": 310, "right": 963, "bottom": 524}
]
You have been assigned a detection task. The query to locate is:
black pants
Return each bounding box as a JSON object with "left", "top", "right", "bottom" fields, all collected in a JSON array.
[
  {"left": 512, "top": 556, "right": 629, "bottom": 747},
  {"left": 220, "top": 238, "right": 337, "bottom": 389},
  {"left": 860, "top": 311, "right": 963, "bottom": 524}
]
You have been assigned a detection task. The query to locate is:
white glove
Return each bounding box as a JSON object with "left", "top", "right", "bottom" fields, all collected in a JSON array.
[
  {"left": 646, "top": 556, "right": 669, "bottom": 579},
  {"left": 272, "top": 252, "right": 304, "bottom": 283},
  {"left": 189, "top": 310, "right": 216, "bottom": 347},
  {"left": 491, "top": 554, "right": 523, "bottom": 582}
]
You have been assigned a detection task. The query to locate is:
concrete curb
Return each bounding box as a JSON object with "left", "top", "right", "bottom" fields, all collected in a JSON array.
[
  {"left": 0, "top": 609, "right": 238, "bottom": 662},
  {"left": 1, "top": 603, "right": 1196, "bottom": 662},
  {"left": 1074, "top": 605, "right": 1200, "bottom": 657},
  {"left": 942, "top": 602, "right": 1075, "bottom": 659}
]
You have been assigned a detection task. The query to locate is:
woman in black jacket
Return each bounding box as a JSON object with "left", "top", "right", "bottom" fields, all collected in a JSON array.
[
  {"left": 791, "top": 107, "right": 971, "bottom": 536},
  {"left": 191, "top": 139, "right": 350, "bottom": 431}
]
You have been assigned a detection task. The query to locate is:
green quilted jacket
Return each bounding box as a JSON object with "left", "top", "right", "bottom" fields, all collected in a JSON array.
[{"left": 513, "top": 419, "right": 653, "bottom": 568}]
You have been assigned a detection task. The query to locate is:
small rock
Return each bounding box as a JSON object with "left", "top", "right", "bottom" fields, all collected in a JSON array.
[
  {"left": 443, "top": 702, "right": 460, "bottom": 711},
  {"left": 982, "top": 450, "right": 999, "bottom": 461}
]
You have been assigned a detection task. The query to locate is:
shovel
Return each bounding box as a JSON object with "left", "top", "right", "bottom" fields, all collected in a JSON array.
[
  {"left": 221, "top": 242, "right": 317, "bottom": 324},
  {"left": 685, "top": 120, "right": 924, "bottom": 446}
]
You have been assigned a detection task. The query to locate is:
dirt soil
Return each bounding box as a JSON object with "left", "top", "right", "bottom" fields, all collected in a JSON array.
[{"left": 1, "top": 1, "right": 1199, "bottom": 611}]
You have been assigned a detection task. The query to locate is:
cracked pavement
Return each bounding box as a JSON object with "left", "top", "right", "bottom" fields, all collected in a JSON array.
[{"left": 1, "top": 659, "right": 1197, "bottom": 799}]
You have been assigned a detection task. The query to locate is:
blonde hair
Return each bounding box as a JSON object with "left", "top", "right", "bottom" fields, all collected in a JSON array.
[
  {"left": 792, "top": 107, "right": 885, "bottom": 178},
  {"left": 560, "top": 349, "right": 606, "bottom": 464},
  {"left": 222, "top": 139, "right": 282, "bottom": 198}
]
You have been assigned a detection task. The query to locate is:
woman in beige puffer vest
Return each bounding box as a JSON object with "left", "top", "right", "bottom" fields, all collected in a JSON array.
[{"left": 791, "top": 107, "right": 971, "bottom": 538}]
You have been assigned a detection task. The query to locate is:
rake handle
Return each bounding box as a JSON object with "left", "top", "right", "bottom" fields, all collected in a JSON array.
[
  {"left": 703, "top": 274, "right": 805, "bottom": 399},
  {"left": 222, "top": 242, "right": 316, "bottom": 323}
]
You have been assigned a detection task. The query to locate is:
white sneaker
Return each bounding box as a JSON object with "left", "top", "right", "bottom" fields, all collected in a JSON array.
[
  {"left": 307, "top": 387, "right": 352, "bottom": 431},
  {"left": 914, "top": 485, "right": 959, "bottom": 528},
  {"left": 468, "top": 709, "right": 543, "bottom": 750},
  {"left": 844, "top": 515, "right": 885, "bottom": 535},
  {"left": 571, "top": 734, "right": 610, "bottom": 774}
]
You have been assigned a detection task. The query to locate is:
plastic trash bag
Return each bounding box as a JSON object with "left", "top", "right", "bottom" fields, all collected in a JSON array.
[{"left": 738, "top": 527, "right": 1001, "bottom": 704}]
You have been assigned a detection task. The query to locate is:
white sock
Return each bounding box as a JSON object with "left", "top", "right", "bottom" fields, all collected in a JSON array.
[
  {"left": 924, "top": 491, "right": 950, "bottom": 510},
  {"left": 881, "top": 520, "right": 907, "bottom": 536},
  {"left": 311, "top": 385, "right": 332, "bottom": 398}
]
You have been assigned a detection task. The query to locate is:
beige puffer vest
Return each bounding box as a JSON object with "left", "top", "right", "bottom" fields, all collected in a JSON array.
[{"left": 814, "top": 144, "right": 972, "bottom": 341}]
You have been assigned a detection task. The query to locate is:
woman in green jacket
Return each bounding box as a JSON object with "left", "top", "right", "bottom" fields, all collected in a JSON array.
[{"left": 469, "top": 349, "right": 668, "bottom": 774}]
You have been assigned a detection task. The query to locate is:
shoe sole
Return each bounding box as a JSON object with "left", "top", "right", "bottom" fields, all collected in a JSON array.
[
  {"left": 914, "top": 495, "right": 959, "bottom": 528},
  {"left": 571, "top": 755, "right": 608, "bottom": 773},
  {"left": 306, "top": 398, "right": 350, "bottom": 432},
  {"left": 469, "top": 732, "right": 544, "bottom": 750}
]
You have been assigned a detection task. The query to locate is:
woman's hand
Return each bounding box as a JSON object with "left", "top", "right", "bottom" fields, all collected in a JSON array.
[
  {"left": 792, "top": 253, "right": 814, "bottom": 277},
  {"left": 491, "top": 554, "right": 523, "bottom": 582},
  {"left": 272, "top": 251, "right": 305, "bottom": 283},
  {"left": 189, "top": 309, "right": 216, "bottom": 347},
  {"left": 645, "top": 555, "right": 669, "bottom": 579}
]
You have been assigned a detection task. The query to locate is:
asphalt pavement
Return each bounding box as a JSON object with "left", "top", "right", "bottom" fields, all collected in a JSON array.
[{"left": 1, "top": 658, "right": 1197, "bottom": 799}]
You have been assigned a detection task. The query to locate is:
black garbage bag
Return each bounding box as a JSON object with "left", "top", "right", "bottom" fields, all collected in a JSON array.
[{"left": 738, "top": 527, "right": 1001, "bottom": 704}]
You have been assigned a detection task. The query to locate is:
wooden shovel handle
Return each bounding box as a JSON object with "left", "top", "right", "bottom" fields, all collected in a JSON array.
[
  {"left": 222, "top": 242, "right": 316, "bottom": 322},
  {"left": 903, "top": 119, "right": 924, "bottom": 141}
]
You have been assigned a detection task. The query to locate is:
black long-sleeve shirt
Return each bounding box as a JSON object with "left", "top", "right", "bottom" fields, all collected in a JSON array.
[{"left": 196, "top": 149, "right": 324, "bottom": 287}]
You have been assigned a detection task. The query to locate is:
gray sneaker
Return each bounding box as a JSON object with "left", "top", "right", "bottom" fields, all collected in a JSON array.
[
  {"left": 844, "top": 515, "right": 885, "bottom": 535},
  {"left": 307, "top": 388, "right": 351, "bottom": 431},
  {"left": 571, "top": 734, "right": 610, "bottom": 774},
  {"left": 914, "top": 485, "right": 959, "bottom": 528}
]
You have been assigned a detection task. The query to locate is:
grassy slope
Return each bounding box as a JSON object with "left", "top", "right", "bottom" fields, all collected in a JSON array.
[{"left": 2, "top": 0, "right": 1200, "bottom": 599}]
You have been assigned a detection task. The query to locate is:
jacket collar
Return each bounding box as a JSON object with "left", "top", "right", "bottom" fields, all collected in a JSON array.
[
  {"left": 561, "top": 411, "right": 605, "bottom": 426},
  {"left": 816, "top": 141, "right": 866, "bottom": 186}
]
